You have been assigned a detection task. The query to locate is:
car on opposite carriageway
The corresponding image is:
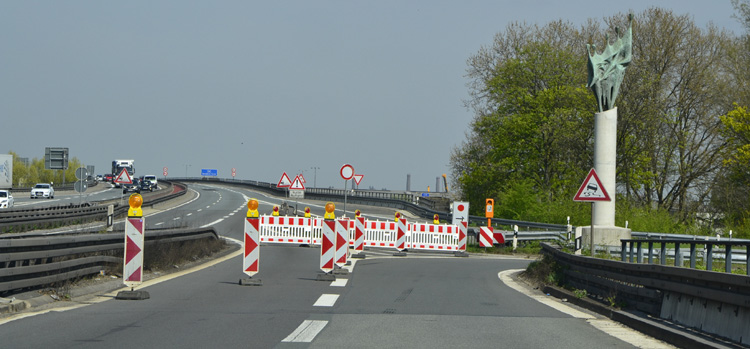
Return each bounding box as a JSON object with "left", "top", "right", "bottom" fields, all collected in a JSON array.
[
  {"left": 0, "top": 190, "right": 14, "bottom": 208},
  {"left": 30, "top": 183, "right": 54, "bottom": 199}
]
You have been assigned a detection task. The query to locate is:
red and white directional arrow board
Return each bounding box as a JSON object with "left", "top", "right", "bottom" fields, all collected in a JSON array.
[
  {"left": 123, "top": 217, "right": 145, "bottom": 287},
  {"left": 334, "top": 219, "right": 349, "bottom": 267},
  {"left": 354, "top": 216, "right": 365, "bottom": 252},
  {"left": 320, "top": 220, "right": 336, "bottom": 272},
  {"left": 396, "top": 217, "right": 407, "bottom": 251},
  {"left": 244, "top": 217, "right": 260, "bottom": 276},
  {"left": 458, "top": 221, "right": 468, "bottom": 251}
]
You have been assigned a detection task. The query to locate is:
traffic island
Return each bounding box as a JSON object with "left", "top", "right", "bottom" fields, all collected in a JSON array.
[{"left": 115, "top": 290, "right": 150, "bottom": 300}]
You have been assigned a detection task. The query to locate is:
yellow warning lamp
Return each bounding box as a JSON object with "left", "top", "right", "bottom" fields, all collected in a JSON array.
[
  {"left": 355, "top": 209, "right": 361, "bottom": 218},
  {"left": 272, "top": 205, "right": 280, "bottom": 216},
  {"left": 394, "top": 212, "right": 401, "bottom": 222},
  {"left": 128, "top": 193, "right": 143, "bottom": 217},
  {"left": 485, "top": 198, "right": 494, "bottom": 227},
  {"left": 433, "top": 214, "right": 440, "bottom": 224},
  {"left": 304, "top": 207, "right": 311, "bottom": 218},
  {"left": 324, "top": 202, "right": 336, "bottom": 220},
  {"left": 247, "top": 199, "right": 259, "bottom": 218}
]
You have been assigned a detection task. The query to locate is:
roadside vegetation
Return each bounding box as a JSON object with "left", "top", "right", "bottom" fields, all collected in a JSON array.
[
  {"left": 450, "top": 4, "right": 750, "bottom": 239},
  {"left": 4, "top": 150, "right": 86, "bottom": 188}
]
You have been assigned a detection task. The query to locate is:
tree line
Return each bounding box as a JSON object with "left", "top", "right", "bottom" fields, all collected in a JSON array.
[
  {"left": 451, "top": 5, "right": 750, "bottom": 237},
  {"left": 7, "top": 150, "right": 85, "bottom": 188}
]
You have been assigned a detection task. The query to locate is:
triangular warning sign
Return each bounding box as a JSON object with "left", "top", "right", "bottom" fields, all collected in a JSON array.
[
  {"left": 574, "top": 168, "right": 611, "bottom": 202},
  {"left": 353, "top": 174, "right": 364, "bottom": 186},
  {"left": 290, "top": 176, "right": 306, "bottom": 190},
  {"left": 114, "top": 168, "right": 133, "bottom": 184},
  {"left": 298, "top": 174, "right": 306, "bottom": 183},
  {"left": 277, "top": 172, "right": 292, "bottom": 188}
]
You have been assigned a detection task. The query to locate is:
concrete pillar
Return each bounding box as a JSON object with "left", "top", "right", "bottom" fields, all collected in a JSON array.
[{"left": 592, "top": 107, "right": 617, "bottom": 227}]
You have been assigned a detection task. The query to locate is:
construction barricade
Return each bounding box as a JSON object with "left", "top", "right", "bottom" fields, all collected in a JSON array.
[
  {"left": 409, "top": 223, "right": 461, "bottom": 251},
  {"left": 258, "top": 214, "right": 466, "bottom": 253},
  {"left": 259, "top": 216, "right": 322, "bottom": 245}
]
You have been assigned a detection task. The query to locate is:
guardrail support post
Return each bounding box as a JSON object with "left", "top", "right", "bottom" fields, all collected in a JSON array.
[
  {"left": 706, "top": 243, "right": 713, "bottom": 271},
  {"left": 675, "top": 243, "right": 682, "bottom": 267},
  {"left": 725, "top": 244, "right": 732, "bottom": 273},
  {"left": 647, "top": 241, "right": 654, "bottom": 264},
  {"left": 746, "top": 243, "right": 749, "bottom": 276},
  {"left": 660, "top": 242, "right": 667, "bottom": 265},
  {"left": 621, "top": 241, "right": 627, "bottom": 262},
  {"left": 629, "top": 241, "right": 635, "bottom": 263},
  {"left": 689, "top": 243, "right": 696, "bottom": 269},
  {"left": 636, "top": 241, "right": 643, "bottom": 264}
]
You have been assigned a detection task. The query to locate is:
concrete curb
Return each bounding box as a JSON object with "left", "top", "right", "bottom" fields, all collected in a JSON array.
[{"left": 541, "top": 285, "right": 743, "bottom": 349}]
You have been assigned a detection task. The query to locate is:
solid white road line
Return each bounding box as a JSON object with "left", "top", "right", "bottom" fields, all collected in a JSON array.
[
  {"left": 281, "top": 320, "right": 328, "bottom": 343},
  {"left": 313, "top": 294, "right": 339, "bottom": 307}
]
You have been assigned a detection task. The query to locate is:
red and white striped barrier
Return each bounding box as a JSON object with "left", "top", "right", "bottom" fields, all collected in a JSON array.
[
  {"left": 320, "top": 220, "right": 335, "bottom": 272},
  {"left": 458, "top": 221, "right": 468, "bottom": 251},
  {"left": 335, "top": 219, "right": 349, "bottom": 266},
  {"left": 396, "top": 217, "right": 407, "bottom": 251},
  {"left": 244, "top": 217, "right": 260, "bottom": 276},
  {"left": 260, "top": 216, "right": 321, "bottom": 245},
  {"left": 361, "top": 220, "right": 397, "bottom": 248},
  {"left": 479, "top": 226, "right": 494, "bottom": 247},
  {"left": 123, "top": 217, "right": 144, "bottom": 287},
  {"left": 258, "top": 214, "right": 468, "bottom": 253},
  {"left": 410, "top": 223, "right": 460, "bottom": 251},
  {"left": 354, "top": 216, "right": 365, "bottom": 252}
]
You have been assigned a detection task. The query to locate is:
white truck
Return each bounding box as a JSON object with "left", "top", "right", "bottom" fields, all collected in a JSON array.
[{"left": 112, "top": 159, "right": 135, "bottom": 188}]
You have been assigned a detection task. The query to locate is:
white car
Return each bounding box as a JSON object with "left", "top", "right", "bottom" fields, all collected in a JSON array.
[
  {"left": 30, "top": 183, "right": 55, "bottom": 199},
  {"left": 0, "top": 190, "right": 13, "bottom": 208},
  {"left": 143, "top": 175, "right": 158, "bottom": 189}
]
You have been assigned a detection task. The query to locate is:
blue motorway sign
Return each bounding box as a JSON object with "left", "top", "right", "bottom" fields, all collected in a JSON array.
[{"left": 201, "top": 169, "right": 218, "bottom": 176}]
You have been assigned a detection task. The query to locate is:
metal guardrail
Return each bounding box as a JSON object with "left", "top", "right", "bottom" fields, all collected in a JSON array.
[
  {"left": 541, "top": 243, "right": 750, "bottom": 314},
  {"left": 0, "top": 227, "right": 219, "bottom": 294},
  {"left": 620, "top": 239, "right": 750, "bottom": 276},
  {"left": 0, "top": 181, "right": 188, "bottom": 234}
]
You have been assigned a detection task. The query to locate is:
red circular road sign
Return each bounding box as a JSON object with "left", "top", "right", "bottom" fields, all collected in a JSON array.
[
  {"left": 340, "top": 164, "right": 354, "bottom": 180},
  {"left": 231, "top": 167, "right": 236, "bottom": 175},
  {"left": 163, "top": 167, "right": 168, "bottom": 172}
]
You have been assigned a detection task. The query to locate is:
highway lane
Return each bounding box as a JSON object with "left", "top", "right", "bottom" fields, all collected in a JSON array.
[{"left": 0, "top": 184, "right": 668, "bottom": 348}]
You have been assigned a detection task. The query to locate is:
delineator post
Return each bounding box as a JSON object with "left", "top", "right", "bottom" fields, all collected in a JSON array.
[{"left": 116, "top": 194, "right": 149, "bottom": 300}]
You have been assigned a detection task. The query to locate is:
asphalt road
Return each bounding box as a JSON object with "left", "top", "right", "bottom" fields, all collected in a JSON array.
[{"left": 0, "top": 184, "right": 667, "bottom": 348}]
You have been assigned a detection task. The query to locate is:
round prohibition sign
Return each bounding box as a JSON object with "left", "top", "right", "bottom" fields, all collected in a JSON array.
[{"left": 340, "top": 164, "right": 354, "bottom": 180}]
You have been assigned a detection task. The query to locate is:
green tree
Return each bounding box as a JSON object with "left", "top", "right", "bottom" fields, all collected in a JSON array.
[{"left": 452, "top": 20, "right": 596, "bottom": 215}]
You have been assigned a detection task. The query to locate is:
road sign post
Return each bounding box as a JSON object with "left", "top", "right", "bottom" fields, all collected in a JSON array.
[{"left": 340, "top": 164, "right": 354, "bottom": 217}]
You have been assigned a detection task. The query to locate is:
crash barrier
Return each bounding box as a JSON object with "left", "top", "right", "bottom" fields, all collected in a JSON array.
[
  {"left": 0, "top": 227, "right": 219, "bottom": 294},
  {"left": 0, "top": 181, "right": 188, "bottom": 234},
  {"left": 258, "top": 215, "right": 465, "bottom": 252},
  {"left": 542, "top": 243, "right": 750, "bottom": 346},
  {"left": 620, "top": 238, "right": 750, "bottom": 276}
]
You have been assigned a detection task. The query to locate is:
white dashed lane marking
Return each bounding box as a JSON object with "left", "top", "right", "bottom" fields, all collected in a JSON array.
[
  {"left": 281, "top": 320, "right": 328, "bottom": 343},
  {"left": 313, "top": 294, "right": 339, "bottom": 307}
]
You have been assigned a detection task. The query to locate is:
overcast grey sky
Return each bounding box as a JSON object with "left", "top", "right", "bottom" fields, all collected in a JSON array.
[{"left": 2, "top": 1, "right": 743, "bottom": 191}]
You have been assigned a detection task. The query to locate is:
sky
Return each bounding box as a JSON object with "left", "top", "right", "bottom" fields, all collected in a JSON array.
[{"left": 1, "top": 1, "right": 744, "bottom": 191}]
